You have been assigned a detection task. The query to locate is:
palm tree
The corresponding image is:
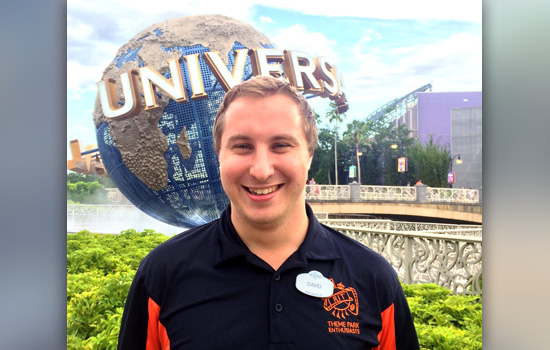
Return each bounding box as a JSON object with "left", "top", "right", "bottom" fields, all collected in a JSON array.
[
  {"left": 325, "top": 101, "right": 346, "bottom": 185},
  {"left": 343, "top": 120, "right": 370, "bottom": 183}
]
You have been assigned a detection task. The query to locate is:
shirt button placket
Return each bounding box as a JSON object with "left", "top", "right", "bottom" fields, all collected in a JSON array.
[
  {"left": 269, "top": 272, "right": 291, "bottom": 344},
  {"left": 274, "top": 274, "right": 283, "bottom": 313}
]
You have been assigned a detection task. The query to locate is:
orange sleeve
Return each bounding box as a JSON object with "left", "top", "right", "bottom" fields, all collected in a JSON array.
[
  {"left": 147, "top": 297, "right": 171, "bottom": 350},
  {"left": 373, "top": 303, "right": 396, "bottom": 350}
]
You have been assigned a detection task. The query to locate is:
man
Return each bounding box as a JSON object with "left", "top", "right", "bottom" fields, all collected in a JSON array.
[{"left": 117, "top": 76, "right": 419, "bottom": 349}]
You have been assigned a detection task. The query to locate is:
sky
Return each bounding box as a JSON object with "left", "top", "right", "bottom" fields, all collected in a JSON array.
[{"left": 67, "top": 0, "right": 482, "bottom": 157}]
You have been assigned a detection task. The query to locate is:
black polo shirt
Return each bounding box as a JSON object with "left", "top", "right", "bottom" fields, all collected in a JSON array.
[{"left": 117, "top": 204, "right": 419, "bottom": 350}]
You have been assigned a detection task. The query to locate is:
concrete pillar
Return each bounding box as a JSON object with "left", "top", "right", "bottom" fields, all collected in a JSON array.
[
  {"left": 415, "top": 184, "right": 427, "bottom": 203},
  {"left": 350, "top": 181, "right": 361, "bottom": 202}
]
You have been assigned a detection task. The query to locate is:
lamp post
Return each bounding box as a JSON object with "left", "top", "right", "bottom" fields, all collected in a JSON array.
[
  {"left": 357, "top": 150, "right": 363, "bottom": 184},
  {"left": 448, "top": 154, "right": 462, "bottom": 188},
  {"left": 391, "top": 140, "right": 405, "bottom": 186}
]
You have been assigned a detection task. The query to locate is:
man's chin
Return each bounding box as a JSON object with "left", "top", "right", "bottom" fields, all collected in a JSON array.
[{"left": 243, "top": 210, "right": 284, "bottom": 227}]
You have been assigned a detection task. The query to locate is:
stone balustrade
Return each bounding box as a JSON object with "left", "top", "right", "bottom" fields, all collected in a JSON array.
[
  {"left": 305, "top": 184, "right": 481, "bottom": 204},
  {"left": 325, "top": 223, "right": 482, "bottom": 295}
]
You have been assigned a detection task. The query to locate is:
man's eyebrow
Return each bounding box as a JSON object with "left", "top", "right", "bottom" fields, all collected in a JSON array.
[
  {"left": 225, "top": 134, "right": 251, "bottom": 143},
  {"left": 271, "top": 134, "right": 300, "bottom": 143}
]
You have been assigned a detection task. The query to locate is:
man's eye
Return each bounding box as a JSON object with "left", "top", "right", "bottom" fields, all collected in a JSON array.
[
  {"left": 273, "top": 143, "right": 290, "bottom": 149},
  {"left": 234, "top": 144, "right": 250, "bottom": 150}
]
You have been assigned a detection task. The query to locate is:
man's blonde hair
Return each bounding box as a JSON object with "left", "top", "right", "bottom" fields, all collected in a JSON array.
[{"left": 213, "top": 75, "right": 318, "bottom": 155}]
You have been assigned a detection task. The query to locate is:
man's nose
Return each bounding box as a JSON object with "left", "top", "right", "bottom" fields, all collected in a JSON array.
[{"left": 249, "top": 149, "right": 275, "bottom": 182}]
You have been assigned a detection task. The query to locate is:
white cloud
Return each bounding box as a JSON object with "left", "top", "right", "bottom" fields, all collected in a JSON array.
[
  {"left": 67, "top": 16, "right": 94, "bottom": 42},
  {"left": 268, "top": 24, "right": 339, "bottom": 63},
  {"left": 345, "top": 31, "right": 481, "bottom": 108},
  {"left": 74, "top": 126, "right": 90, "bottom": 132},
  {"left": 67, "top": 60, "right": 107, "bottom": 97},
  {"left": 260, "top": 16, "right": 274, "bottom": 24},
  {"left": 351, "top": 29, "right": 383, "bottom": 59}
]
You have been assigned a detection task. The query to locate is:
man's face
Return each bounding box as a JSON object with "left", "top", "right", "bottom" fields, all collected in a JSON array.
[{"left": 218, "top": 94, "right": 312, "bottom": 228}]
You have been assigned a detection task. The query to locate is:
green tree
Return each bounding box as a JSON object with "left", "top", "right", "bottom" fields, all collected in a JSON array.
[
  {"left": 309, "top": 126, "right": 336, "bottom": 184},
  {"left": 406, "top": 135, "right": 450, "bottom": 187},
  {"left": 67, "top": 181, "right": 110, "bottom": 204},
  {"left": 382, "top": 124, "right": 415, "bottom": 185},
  {"left": 67, "top": 172, "right": 116, "bottom": 188}
]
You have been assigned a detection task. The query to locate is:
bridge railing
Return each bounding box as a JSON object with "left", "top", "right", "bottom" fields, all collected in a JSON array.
[
  {"left": 326, "top": 224, "right": 482, "bottom": 295},
  {"left": 306, "top": 184, "right": 481, "bottom": 204},
  {"left": 305, "top": 184, "right": 350, "bottom": 200},
  {"left": 319, "top": 219, "right": 482, "bottom": 236},
  {"left": 361, "top": 185, "right": 417, "bottom": 201},
  {"left": 426, "top": 187, "right": 480, "bottom": 204}
]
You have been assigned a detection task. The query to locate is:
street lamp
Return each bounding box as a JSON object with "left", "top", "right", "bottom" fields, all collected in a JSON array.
[
  {"left": 356, "top": 150, "right": 363, "bottom": 184},
  {"left": 448, "top": 154, "right": 462, "bottom": 188}
]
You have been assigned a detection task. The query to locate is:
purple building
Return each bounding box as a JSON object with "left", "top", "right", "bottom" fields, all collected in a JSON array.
[{"left": 417, "top": 92, "right": 482, "bottom": 149}]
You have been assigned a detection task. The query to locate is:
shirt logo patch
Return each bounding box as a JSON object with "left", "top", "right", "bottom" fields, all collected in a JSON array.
[
  {"left": 322, "top": 279, "right": 361, "bottom": 335},
  {"left": 322, "top": 279, "right": 359, "bottom": 319}
]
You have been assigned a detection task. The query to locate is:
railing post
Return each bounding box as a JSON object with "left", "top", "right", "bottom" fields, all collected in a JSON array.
[
  {"left": 349, "top": 181, "right": 361, "bottom": 202},
  {"left": 478, "top": 186, "right": 482, "bottom": 204},
  {"left": 415, "top": 183, "right": 427, "bottom": 203},
  {"left": 404, "top": 236, "right": 413, "bottom": 284}
]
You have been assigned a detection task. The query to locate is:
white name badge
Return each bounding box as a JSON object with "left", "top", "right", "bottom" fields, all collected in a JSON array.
[{"left": 295, "top": 270, "right": 334, "bottom": 298}]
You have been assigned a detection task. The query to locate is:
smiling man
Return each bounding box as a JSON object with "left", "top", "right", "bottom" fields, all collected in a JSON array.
[
  {"left": 117, "top": 76, "right": 419, "bottom": 350},
  {"left": 215, "top": 89, "right": 314, "bottom": 270}
]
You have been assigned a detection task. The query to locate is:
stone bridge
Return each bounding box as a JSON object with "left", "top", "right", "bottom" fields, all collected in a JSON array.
[{"left": 305, "top": 184, "right": 482, "bottom": 224}]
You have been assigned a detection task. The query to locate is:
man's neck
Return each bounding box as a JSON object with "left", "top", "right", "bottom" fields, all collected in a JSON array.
[{"left": 231, "top": 208, "right": 309, "bottom": 271}]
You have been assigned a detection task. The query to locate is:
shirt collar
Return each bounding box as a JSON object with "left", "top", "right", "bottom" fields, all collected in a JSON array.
[{"left": 214, "top": 203, "right": 341, "bottom": 267}]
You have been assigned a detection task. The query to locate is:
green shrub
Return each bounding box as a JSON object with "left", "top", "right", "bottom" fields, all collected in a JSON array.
[
  {"left": 403, "top": 283, "right": 482, "bottom": 349},
  {"left": 67, "top": 229, "right": 170, "bottom": 349}
]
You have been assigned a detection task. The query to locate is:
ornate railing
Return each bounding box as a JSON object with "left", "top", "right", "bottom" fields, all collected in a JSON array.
[
  {"left": 305, "top": 184, "right": 481, "bottom": 204},
  {"left": 427, "top": 187, "right": 480, "bottom": 204},
  {"left": 327, "top": 225, "right": 482, "bottom": 295},
  {"left": 305, "top": 185, "right": 350, "bottom": 200},
  {"left": 319, "top": 219, "right": 482, "bottom": 237},
  {"left": 361, "top": 185, "right": 417, "bottom": 201}
]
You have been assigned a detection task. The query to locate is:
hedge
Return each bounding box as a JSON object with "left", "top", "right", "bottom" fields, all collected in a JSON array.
[{"left": 67, "top": 229, "right": 482, "bottom": 349}]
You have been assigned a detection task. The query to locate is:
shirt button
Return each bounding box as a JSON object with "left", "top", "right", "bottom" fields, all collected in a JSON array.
[
  {"left": 275, "top": 304, "right": 283, "bottom": 312},
  {"left": 274, "top": 274, "right": 281, "bottom": 281}
]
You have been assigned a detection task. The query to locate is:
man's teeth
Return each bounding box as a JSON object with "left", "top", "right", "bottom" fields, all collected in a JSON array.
[{"left": 248, "top": 185, "right": 279, "bottom": 195}]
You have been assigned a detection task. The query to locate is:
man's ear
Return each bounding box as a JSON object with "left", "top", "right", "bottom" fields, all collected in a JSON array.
[{"left": 307, "top": 154, "right": 313, "bottom": 170}]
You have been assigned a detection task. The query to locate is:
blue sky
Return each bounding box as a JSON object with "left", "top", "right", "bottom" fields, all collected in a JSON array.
[{"left": 67, "top": 0, "right": 481, "bottom": 158}]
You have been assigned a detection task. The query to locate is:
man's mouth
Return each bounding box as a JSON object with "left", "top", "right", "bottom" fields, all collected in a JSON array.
[{"left": 246, "top": 185, "right": 280, "bottom": 195}]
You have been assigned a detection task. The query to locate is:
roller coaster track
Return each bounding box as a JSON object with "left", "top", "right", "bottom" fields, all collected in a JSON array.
[{"left": 365, "top": 83, "right": 432, "bottom": 122}]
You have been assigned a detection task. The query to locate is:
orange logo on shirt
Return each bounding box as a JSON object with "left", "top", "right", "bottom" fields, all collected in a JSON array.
[{"left": 322, "top": 279, "right": 359, "bottom": 319}]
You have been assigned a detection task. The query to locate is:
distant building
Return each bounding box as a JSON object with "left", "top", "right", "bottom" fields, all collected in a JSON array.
[
  {"left": 450, "top": 105, "right": 482, "bottom": 189},
  {"left": 391, "top": 91, "right": 482, "bottom": 189}
]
